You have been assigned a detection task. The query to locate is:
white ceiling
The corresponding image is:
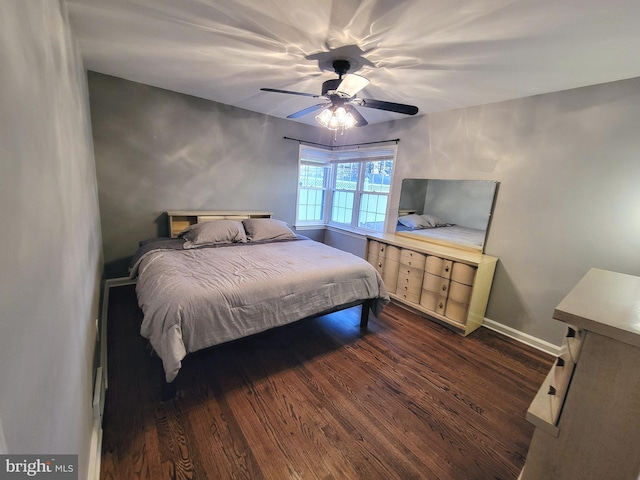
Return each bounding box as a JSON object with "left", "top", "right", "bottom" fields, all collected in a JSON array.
[{"left": 66, "top": 0, "right": 640, "bottom": 127}]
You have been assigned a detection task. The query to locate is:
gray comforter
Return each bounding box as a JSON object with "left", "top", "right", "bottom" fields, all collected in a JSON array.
[{"left": 134, "top": 238, "right": 389, "bottom": 382}]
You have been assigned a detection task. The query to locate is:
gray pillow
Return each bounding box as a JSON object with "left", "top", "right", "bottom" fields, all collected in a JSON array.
[
  {"left": 242, "top": 218, "right": 297, "bottom": 241},
  {"left": 420, "top": 214, "right": 443, "bottom": 227},
  {"left": 178, "top": 219, "right": 247, "bottom": 248}
]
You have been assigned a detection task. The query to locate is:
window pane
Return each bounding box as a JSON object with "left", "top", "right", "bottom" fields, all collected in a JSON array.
[
  {"left": 331, "top": 191, "right": 354, "bottom": 224},
  {"left": 297, "top": 157, "right": 329, "bottom": 223},
  {"left": 363, "top": 160, "right": 393, "bottom": 193},
  {"left": 299, "top": 164, "right": 328, "bottom": 188},
  {"left": 334, "top": 163, "right": 359, "bottom": 191},
  {"left": 298, "top": 188, "right": 324, "bottom": 222},
  {"left": 358, "top": 193, "right": 388, "bottom": 231}
]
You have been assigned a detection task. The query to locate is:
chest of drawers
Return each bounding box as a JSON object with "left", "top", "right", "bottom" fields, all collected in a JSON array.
[
  {"left": 366, "top": 232, "right": 498, "bottom": 336},
  {"left": 521, "top": 268, "right": 640, "bottom": 480}
]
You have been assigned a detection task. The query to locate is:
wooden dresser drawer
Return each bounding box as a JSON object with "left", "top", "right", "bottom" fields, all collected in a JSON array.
[
  {"left": 549, "top": 352, "right": 574, "bottom": 405},
  {"left": 385, "top": 245, "right": 402, "bottom": 262},
  {"left": 422, "top": 272, "right": 450, "bottom": 293},
  {"left": 367, "top": 241, "right": 381, "bottom": 271},
  {"left": 397, "top": 290, "right": 421, "bottom": 304},
  {"left": 382, "top": 259, "right": 400, "bottom": 293},
  {"left": 425, "top": 255, "right": 453, "bottom": 278},
  {"left": 371, "top": 258, "right": 384, "bottom": 275},
  {"left": 451, "top": 263, "right": 476, "bottom": 285},
  {"left": 400, "top": 249, "right": 426, "bottom": 269},
  {"left": 398, "top": 267, "right": 424, "bottom": 292},
  {"left": 368, "top": 240, "right": 381, "bottom": 257},
  {"left": 565, "top": 326, "right": 585, "bottom": 363},
  {"left": 445, "top": 299, "right": 470, "bottom": 324},
  {"left": 397, "top": 282, "right": 422, "bottom": 298},
  {"left": 420, "top": 290, "right": 447, "bottom": 314},
  {"left": 448, "top": 281, "right": 473, "bottom": 304}
]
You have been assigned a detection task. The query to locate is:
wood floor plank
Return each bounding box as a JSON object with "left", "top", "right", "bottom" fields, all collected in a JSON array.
[{"left": 101, "top": 285, "right": 553, "bottom": 480}]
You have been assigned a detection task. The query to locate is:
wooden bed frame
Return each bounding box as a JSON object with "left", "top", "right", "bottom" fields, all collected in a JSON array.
[{"left": 156, "top": 211, "right": 374, "bottom": 400}]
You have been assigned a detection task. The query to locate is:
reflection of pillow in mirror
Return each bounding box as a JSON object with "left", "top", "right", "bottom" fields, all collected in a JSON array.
[
  {"left": 179, "top": 220, "right": 247, "bottom": 248},
  {"left": 243, "top": 218, "right": 297, "bottom": 241},
  {"left": 420, "top": 214, "right": 442, "bottom": 227},
  {"left": 398, "top": 214, "right": 430, "bottom": 229}
]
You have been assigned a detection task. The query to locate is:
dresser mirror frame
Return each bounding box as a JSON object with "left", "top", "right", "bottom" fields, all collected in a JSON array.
[{"left": 395, "top": 179, "right": 498, "bottom": 253}]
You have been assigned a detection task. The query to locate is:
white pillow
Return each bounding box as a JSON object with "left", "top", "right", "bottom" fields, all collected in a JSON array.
[
  {"left": 242, "top": 218, "right": 297, "bottom": 241},
  {"left": 397, "top": 214, "right": 430, "bottom": 229},
  {"left": 178, "top": 220, "right": 247, "bottom": 248}
]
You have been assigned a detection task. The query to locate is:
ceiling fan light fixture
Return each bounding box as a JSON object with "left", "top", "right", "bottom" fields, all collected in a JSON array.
[{"left": 316, "top": 106, "right": 356, "bottom": 131}]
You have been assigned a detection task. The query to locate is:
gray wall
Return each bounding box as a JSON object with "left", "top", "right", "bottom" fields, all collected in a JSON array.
[
  {"left": 0, "top": 2, "right": 103, "bottom": 478},
  {"left": 328, "top": 78, "right": 640, "bottom": 346},
  {"left": 410, "top": 79, "right": 640, "bottom": 345},
  {"left": 89, "top": 69, "right": 640, "bottom": 348},
  {"left": 88, "top": 72, "right": 326, "bottom": 276}
]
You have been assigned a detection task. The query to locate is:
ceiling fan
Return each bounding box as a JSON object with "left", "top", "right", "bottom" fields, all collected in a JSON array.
[{"left": 260, "top": 59, "right": 419, "bottom": 129}]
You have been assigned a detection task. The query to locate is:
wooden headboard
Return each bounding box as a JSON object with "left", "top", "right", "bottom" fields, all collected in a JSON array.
[{"left": 166, "top": 210, "right": 273, "bottom": 238}]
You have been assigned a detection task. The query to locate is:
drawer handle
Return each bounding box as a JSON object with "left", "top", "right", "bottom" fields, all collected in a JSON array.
[
  {"left": 444, "top": 266, "right": 450, "bottom": 272},
  {"left": 406, "top": 278, "right": 409, "bottom": 282},
  {"left": 380, "top": 247, "right": 384, "bottom": 252},
  {"left": 407, "top": 270, "right": 411, "bottom": 274},
  {"left": 439, "top": 302, "right": 444, "bottom": 309},
  {"left": 408, "top": 261, "right": 412, "bottom": 266},
  {"left": 378, "top": 262, "right": 383, "bottom": 268},
  {"left": 404, "top": 286, "right": 408, "bottom": 291},
  {"left": 556, "top": 357, "right": 565, "bottom": 367},
  {"left": 441, "top": 285, "right": 447, "bottom": 291},
  {"left": 548, "top": 386, "right": 557, "bottom": 396}
]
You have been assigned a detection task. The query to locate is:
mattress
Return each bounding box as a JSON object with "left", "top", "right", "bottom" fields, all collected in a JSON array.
[{"left": 133, "top": 238, "right": 389, "bottom": 382}]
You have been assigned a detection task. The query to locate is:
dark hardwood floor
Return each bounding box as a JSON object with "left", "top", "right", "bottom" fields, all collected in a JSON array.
[{"left": 101, "top": 285, "right": 552, "bottom": 480}]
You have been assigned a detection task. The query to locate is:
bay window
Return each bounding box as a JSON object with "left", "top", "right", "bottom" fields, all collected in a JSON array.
[{"left": 296, "top": 144, "right": 397, "bottom": 233}]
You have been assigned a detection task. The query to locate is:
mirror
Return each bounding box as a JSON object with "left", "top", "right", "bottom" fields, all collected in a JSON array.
[{"left": 396, "top": 179, "right": 498, "bottom": 252}]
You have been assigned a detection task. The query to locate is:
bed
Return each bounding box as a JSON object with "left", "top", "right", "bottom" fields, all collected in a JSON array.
[
  {"left": 129, "top": 211, "right": 389, "bottom": 394},
  {"left": 396, "top": 223, "right": 485, "bottom": 249},
  {"left": 395, "top": 213, "right": 485, "bottom": 250}
]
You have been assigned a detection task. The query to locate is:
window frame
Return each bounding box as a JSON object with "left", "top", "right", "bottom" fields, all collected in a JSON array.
[{"left": 295, "top": 144, "right": 397, "bottom": 234}]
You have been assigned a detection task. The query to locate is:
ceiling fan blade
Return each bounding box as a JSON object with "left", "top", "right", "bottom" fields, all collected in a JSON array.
[
  {"left": 260, "top": 87, "right": 319, "bottom": 98},
  {"left": 360, "top": 98, "right": 419, "bottom": 115},
  {"left": 336, "top": 74, "right": 370, "bottom": 97},
  {"left": 287, "top": 103, "right": 331, "bottom": 119},
  {"left": 344, "top": 104, "right": 368, "bottom": 127}
]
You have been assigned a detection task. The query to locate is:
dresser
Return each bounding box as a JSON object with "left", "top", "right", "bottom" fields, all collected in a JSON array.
[
  {"left": 366, "top": 232, "right": 498, "bottom": 335},
  {"left": 521, "top": 268, "right": 640, "bottom": 480}
]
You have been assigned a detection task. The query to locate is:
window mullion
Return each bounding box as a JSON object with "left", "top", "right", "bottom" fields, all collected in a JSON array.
[
  {"left": 326, "top": 162, "right": 336, "bottom": 224},
  {"left": 352, "top": 162, "right": 364, "bottom": 228}
]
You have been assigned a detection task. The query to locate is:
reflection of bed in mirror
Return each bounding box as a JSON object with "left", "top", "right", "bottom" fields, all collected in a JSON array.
[
  {"left": 396, "top": 223, "right": 486, "bottom": 249},
  {"left": 395, "top": 179, "right": 498, "bottom": 252}
]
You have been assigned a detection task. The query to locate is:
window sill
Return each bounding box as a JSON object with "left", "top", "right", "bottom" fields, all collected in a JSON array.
[
  {"left": 294, "top": 223, "right": 380, "bottom": 238},
  {"left": 293, "top": 224, "right": 327, "bottom": 231},
  {"left": 326, "top": 224, "right": 374, "bottom": 238}
]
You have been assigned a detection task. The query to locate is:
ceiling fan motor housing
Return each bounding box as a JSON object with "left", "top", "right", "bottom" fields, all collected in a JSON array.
[
  {"left": 332, "top": 59, "right": 351, "bottom": 76},
  {"left": 321, "top": 79, "right": 342, "bottom": 96}
]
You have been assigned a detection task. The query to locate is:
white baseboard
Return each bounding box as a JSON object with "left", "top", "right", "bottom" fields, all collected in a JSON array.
[
  {"left": 88, "top": 277, "right": 134, "bottom": 480},
  {"left": 87, "top": 366, "right": 105, "bottom": 480},
  {"left": 87, "top": 417, "right": 102, "bottom": 480},
  {"left": 482, "top": 318, "right": 561, "bottom": 357}
]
